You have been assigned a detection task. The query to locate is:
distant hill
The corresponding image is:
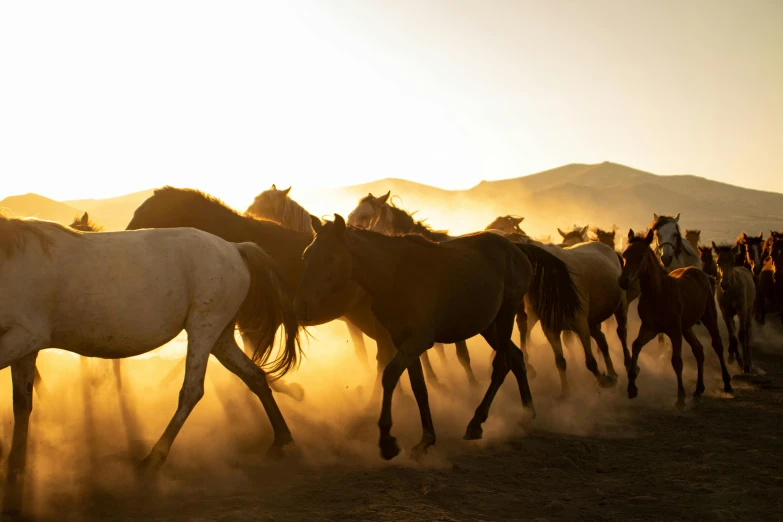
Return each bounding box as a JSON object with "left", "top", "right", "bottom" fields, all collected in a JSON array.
[
  {"left": 2, "top": 163, "right": 781, "bottom": 241},
  {"left": 0, "top": 193, "right": 84, "bottom": 224},
  {"left": 317, "top": 162, "right": 783, "bottom": 242}
]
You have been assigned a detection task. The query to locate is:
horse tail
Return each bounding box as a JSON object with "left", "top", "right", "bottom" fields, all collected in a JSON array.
[
  {"left": 515, "top": 243, "right": 582, "bottom": 332},
  {"left": 234, "top": 242, "right": 302, "bottom": 378}
]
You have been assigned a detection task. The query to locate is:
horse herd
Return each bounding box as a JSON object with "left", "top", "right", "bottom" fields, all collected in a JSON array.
[{"left": 1, "top": 184, "right": 782, "bottom": 512}]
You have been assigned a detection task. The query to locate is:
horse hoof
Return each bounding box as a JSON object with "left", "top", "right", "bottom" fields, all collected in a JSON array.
[
  {"left": 627, "top": 384, "right": 638, "bottom": 399},
  {"left": 138, "top": 452, "right": 165, "bottom": 476},
  {"left": 380, "top": 436, "right": 400, "bottom": 460},
  {"left": 463, "top": 422, "right": 483, "bottom": 440},
  {"left": 598, "top": 374, "right": 617, "bottom": 388},
  {"left": 724, "top": 383, "right": 734, "bottom": 395},
  {"left": 265, "top": 444, "right": 288, "bottom": 461},
  {"left": 675, "top": 400, "right": 687, "bottom": 411},
  {"left": 410, "top": 441, "right": 432, "bottom": 461},
  {"left": 692, "top": 392, "right": 702, "bottom": 403}
]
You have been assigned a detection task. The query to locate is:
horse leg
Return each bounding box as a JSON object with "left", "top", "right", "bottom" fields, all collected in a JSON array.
[
  {"left": 576, "top": 323, "right": 614, "bottom": 388},
  {"left": 739, "top": 306, "right": 752, "bottom": 374},
  {"left": 344, "top": 320, "right": 370, "bottom": 371},
  {"left": 241, "top": 331, "right": 304, "bottom": 401},
  {"left": 465, "top": 344, "right": 511, "bottom": 440},
  {"left": 682, "top": 328, "right": 706, "bottom": 400},
  {"left": 33, "top": 365, "right": 48, "bottom": 401},
  {"left": 434, "top": 343, "right": 448, "bottom": 367},
  {"left": 542, "top": 326, "right": 569, "bottom": 397},
  {"left": 419, "top": 351, "right": 440, "bottom": 388},
  {"left": 378, "top": 349, "right": 417, "bottom": 460},
  {"left": 214, "top": 328, "right": 293, "bottom": 457},
  {"left": 113, "top": 359, "right": 123, "bottom": 390},
  {"left": 2, "top": 352, "right": 38, "bottom": 515},
  {"left": 407, "top": 357, "right": 436, "bottom": 460},
  {"left": 454, "top": 340, "right": 479, "bottom": 387},
  {"left": 627, "top": 325, "right": 659, "bottom": 399},
  {"left": 667, "top": 330, "right": 687, "bottom": 409},
  {"left": 721, "top": 306, "right": 740, "bottom": 366},
  {"left": 614, "top": 301, "right": 634, "bottom": 374},
  {"left": 702, "top": 297, "right": 733, "bottom": 394},
  {"left": 590, "top": 323, "right": 618, "bottom": 386},
  {"left": 141, "top": 331, "right": 214, "bottom": 470},
  {"left": 517, "top": 303, "right": 536, "bottom": 379}
]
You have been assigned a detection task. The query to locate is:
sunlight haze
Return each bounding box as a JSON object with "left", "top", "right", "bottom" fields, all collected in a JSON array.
[{"left": 1, "top": 0, "right": 781, "bottom": 206}]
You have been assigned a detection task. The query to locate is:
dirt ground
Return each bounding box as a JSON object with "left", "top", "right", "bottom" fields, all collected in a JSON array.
[{"left": 2, "top": 309, "right": 782, "bottom": 522}]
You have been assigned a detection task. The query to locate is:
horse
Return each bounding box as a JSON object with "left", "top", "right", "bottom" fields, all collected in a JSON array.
[
  {"left": 589, "top": 227, "right": 617, "bottom": 250},
  {"left": 698, "top": 245, "right": 718, "bottom": 291},
  {"left": 294, "top": 214, "right": 581, "bottom": 460},
  {"left": 347, "top": 191, "right": 451, "bottom": 241},
  {"left": 650, "top": 214, "right": 702, "bottom": 270},
  {"left": 522, "top": 239, "right": 630, "bottom": 395},
  {"left": 738, "top": 232, "right": 765, "bottom": 276},
  {"left": 485, "top": 215, "right": 530, "bottom": 243},
  {"left": 346, "top": 192, "right": 479, "bottom": 386},
  {"left": 757, "top": 236, "right": 783, "bottom": 325},
  {"left": 0, "top": 213, "right": 300, "bottom": 512},
  {"left": 712, "top": 243, "right": 756, "bottom": 373},
  {"left": 126, "top": 187, "right": 408, "bottom": 401},
  {"left": 685, "top": 229, "right": 701, "bottom": 251},
  {"left": 246, "top": 184, "right": 315, "bottom": 235},
  {"left": 557, "top": 225, "right": 589, "bottom": 247},
  {"left": 619, "top": 229, "right": 732, "bottom": 408},
  {"left": 246, "top": 184, "right": 370, "bottom": 370}
]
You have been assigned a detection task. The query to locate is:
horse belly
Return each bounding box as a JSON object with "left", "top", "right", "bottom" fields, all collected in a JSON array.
[{"left": 433, "top": 283, "right": 504, "bottom": 343}]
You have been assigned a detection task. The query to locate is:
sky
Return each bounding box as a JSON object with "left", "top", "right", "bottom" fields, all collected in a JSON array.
[{"left": 1, "top": 0, "right": 781, "bottom": 204}]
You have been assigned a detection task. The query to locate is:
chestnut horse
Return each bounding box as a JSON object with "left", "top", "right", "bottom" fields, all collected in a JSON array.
[{"left": 619, "top": 229, "right": 732, "bottom": 408}]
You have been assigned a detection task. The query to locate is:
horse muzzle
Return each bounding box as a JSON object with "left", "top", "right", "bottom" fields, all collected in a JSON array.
[{"left": 661, "top": 255, "right": 673, "bottom": 268}]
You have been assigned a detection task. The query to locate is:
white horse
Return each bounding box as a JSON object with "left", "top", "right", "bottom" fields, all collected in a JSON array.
[
  {"left": 651, "top": 213, "right": 702, "bottom": 271},
  {"left": 0, "top": 215, "right": 300, "bottom": 512},
  {"left": 247, "top": 184, "right": 315, "bottom": 235}
]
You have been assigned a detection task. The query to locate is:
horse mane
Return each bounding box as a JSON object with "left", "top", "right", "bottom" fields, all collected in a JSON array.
[
  {"left": 337, "top": 221, "right": 440, "bottom": 248},
  {"left": 381, "top": 200, "right": 449, "bottom": 240},
  {"left": 279, "top": 197, "right": 313, "bottom": 234},
  {"left": 148, "top": 186, "right": 278, "bottom": 225},
  {"left": 0, "top": 211, "right": 80, "bottom": 258}
]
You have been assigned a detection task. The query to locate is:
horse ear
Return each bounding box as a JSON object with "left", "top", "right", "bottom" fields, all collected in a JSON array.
[
  {"left": 712, "top": 241, "right": 718, "bottom": 250},
  {"left": 759, "top": 232, "right": 764, "bottom": 239},
  {"left": 310, "top": 215, "right": 323, "bottom": 233},
  {"left": 653, "top": 213, "right": 659, "bottom": 220},
  {"left": 628, "top": 229, "right": 634, "bottom": 241},
  {"left": 512, "top": 217, "right": 524, "bottom": 225},
  {"left": 558, "top": 228, "right": 567, "bottom": 238},
  {"left": 81, "top": 212, "right": 89, "bottom": 226},
  {"left": 282, "top": 186, "right": 291, "bottom": 196},
  {"left": 333, "top": 214, "right": 346, "bottom": 235},
  {"left": 581, "top": 225, "right": 589, "bottom": 236},
  {"left": 377, "top": 191, "right": 390, "bottom": 205},
  {"left": 644, "top": 229, "right": 654, "bottom": 244},
  {"left": 271, "top": 184, "right": 276, "bottom": 190},
  {"left": 674, "top": 213, "right": 680, "bottom": 223},
  {"left": 742, "top": 232, "right": 748, "bottom": 241},
  {"left": 609, "top": 230, "right": 616, "bottom": 239}
]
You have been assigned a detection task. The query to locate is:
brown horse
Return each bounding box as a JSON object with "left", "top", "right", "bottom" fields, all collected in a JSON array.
[
  {"left": 685, "top": 229, "right": 701, "bottom": 251},
  {"left": 619, "top": 229, "right": 732, "bottom": 408},
  {"left": 590, "top": 227, "right": 616, "bottom": 250},
  {"left": 295, "top": 215, "right": 581, "bottom": 460},
  {"left": 738, "top": 232, "right": 764, "bottom": 275},
  {"left": 485, "top": 215, "right": 530, "bottom": 243},
  {"left": 712, "top": 243, "right": 756, "bottom": 373}
]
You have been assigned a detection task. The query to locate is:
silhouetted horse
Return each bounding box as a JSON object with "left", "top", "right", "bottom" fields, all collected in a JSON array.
[
  {"left": 557, "top": 225, "right": 589, "bottom": 247},
  {"left": 295, "top": 215, "right": 581, "bottom": 460},
  {"left": 590, "top": 227, "right": 617, "bottom": 250},
  {"left": 485, "top": 215, "right": 530, "bottom": 243},
  {"left": 698, "top": 246, "right": 718, "bottom": 292},
  {"left": 619, "top": 229, "right": 732, "bottom": 408},
  {"left": 757, "top": 236, "right": 783, "bottom": 324},
  {"left": 712, "top": 243, "right": 756, "bottom": 373}
]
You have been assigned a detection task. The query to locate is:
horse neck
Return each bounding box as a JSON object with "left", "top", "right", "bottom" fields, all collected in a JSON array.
[
  {"left": 638, "top": 250, "right": 669, "bottom": 297},
  {"left": 346, "top": 229, "right": 408, "bottom": 299}
]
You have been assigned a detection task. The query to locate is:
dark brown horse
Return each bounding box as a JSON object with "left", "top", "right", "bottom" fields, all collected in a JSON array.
[
  {"left": 590, "top": 227, "right": 616, "bottom": 250},
  {"left": 698, "top": 246, "right": 718, "bottom": 292},
  {"left": 619, "top": 229, "right": 732, "bottom": 408},
  {"left": 295, "top": 215, "right": 581, "bottom": 460},
  {"left": 738, "top": 232, "right": 764, "bottom": 275},
  {"left": 757, "top": 236, "right": 783, "bottom": 325},
  {"left": 712, "top": 243, "right": 756, "bottom": 373}
]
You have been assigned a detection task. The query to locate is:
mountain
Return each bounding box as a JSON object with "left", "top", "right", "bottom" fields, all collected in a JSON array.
[
  {"left": 318, "top": 162, "right": 783, "bottom": 242},
  {"left": 2, "top": 162, "right": 781, "bottom": 241},
  {"left": 0, "top": 193, "right": 84, "bottom": 224}
]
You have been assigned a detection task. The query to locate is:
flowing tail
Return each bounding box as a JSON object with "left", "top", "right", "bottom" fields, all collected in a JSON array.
[
  {"left": 515, "top": 243, "right": 582, "bottom": 332},
  {"left": 234, "top": 242, "right": 302, "bottom": 378}
]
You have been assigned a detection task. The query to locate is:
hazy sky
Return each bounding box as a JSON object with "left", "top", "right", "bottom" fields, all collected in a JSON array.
[{"left": 1, "top": 0, "right": 781, "bottom": 204}]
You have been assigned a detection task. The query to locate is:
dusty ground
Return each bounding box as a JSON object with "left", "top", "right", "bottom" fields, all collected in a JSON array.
[{"left": 2, "top": 310, "right": 782, "bottom": 522}]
